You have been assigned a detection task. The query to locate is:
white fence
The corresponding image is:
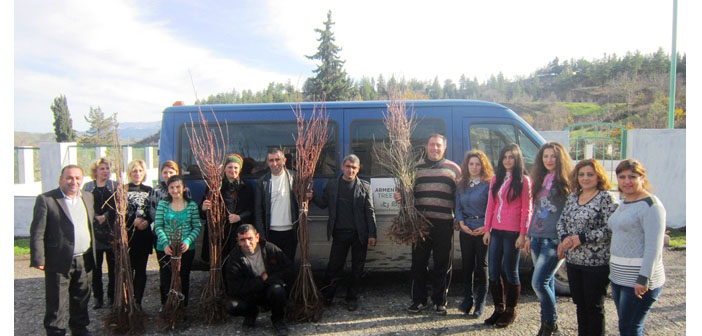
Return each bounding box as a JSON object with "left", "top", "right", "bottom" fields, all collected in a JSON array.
[{"left": 14, "top": 143, "right": 159, "bottom": 236}]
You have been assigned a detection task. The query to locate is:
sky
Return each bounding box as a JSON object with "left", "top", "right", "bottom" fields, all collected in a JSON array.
[{"left": 11, "top": 0, "right": 691, "bottom": 133}]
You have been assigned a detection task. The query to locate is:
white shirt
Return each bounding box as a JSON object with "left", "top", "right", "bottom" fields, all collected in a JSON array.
[
  {"left": 269, "top": 172, "right": 293, "bottom": 231},
  {"left": 61, "top": 190, "right": 92, "bottom": 255}
]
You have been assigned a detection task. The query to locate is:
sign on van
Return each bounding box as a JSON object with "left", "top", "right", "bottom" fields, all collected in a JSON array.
[{"left": 370, "top": 178, "right": 400, "bottom": 213}]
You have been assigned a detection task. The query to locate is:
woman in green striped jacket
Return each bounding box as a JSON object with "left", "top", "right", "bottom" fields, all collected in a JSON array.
[{"left": 154, "top": 175, "right": 202, "bottom": 309}]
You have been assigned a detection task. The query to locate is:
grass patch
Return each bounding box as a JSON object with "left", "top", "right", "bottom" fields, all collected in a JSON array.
[
  {"left": 14, "top": 237, "right": 30, "bottom": 255},
  {"left": 562, "top": 102, "right": 604, "bottom": 116},
  {"left": 667, "top": 228, "right": 685, "bottom": 248}
]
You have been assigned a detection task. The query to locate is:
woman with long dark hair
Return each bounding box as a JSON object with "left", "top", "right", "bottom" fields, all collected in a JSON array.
[
  {"left": 482, "top": 143, "right": 533, "bottom": 328},
  {"left": 82, "top": 157, "right": 118, "bottom": 308},
  {"left": 154, "top": 175, "right": 202, "bottom": 308},
  {"left": 557, "top": 159, "right": 618, "bottom": 336},
  {"left": 525, "top": 142, "right": 572, "bottom": 336},
  {"left": 455, "top": 150, "right": 493, "bottom": 318},
  {"left": 607, "top": 159, "right": 665, "bottom": 336},
  {"left": 149, "top": 161, "right": 191, "bottom": 223}
]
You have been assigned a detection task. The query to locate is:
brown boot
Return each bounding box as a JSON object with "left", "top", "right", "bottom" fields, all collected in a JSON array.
[
  {"left": 484, "top": 279, "right": 505, "bottom": 325},
  {"left": 496, "top": 282, "right": 520, "bottom": 328}
]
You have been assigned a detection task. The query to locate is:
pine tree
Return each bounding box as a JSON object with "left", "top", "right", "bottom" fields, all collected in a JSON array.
[
  {"left": 51, "top": 94, "right": 76, "bottom": 142},
  {"left": 79, "top": 106, "right": 119, "bottom": 145},
  {"left": 304, "top": 10, "right": 352, "bottom": 101}
]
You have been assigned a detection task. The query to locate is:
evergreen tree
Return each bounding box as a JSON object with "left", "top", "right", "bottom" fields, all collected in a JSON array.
[
  {"left": 51, "top": 94, "right": 76, "bottom": 142},
  {"left": 304, "top": 10, "right": 352, "bottom": 101},
  {"left": 79, "top": 106, "right": 118, "bottom": 145}
]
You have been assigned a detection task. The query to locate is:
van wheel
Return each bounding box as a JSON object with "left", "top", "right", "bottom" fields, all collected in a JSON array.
[{"left": 554, "top": 262, "right": 570, "bottom": 296}]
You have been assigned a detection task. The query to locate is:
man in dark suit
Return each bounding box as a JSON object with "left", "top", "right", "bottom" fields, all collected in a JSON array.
[
  {"left": 30, "top": 164, "right": 96, "bottom": 336},
  {"left": 310, "top": 154, "right": 377, "bottom": 311}
]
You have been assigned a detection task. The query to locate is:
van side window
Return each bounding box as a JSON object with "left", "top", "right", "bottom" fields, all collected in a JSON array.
[
  {"left": 350, "top": 119, "right": 446, "bottom": 177},
  {"left": 517, "top": 127, "right": 539, "bottom": 172},
  {"left": 179, "top": 122, "right": 338, "bottom": 178},
  {"left": 469, "top": 124, "right": 517, "bottom": 169}
]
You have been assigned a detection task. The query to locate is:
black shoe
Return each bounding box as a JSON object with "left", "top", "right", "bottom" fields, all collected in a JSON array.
[
  {"left": 92, "top": 298, "right": 104, "bottom": 309},
  {"left": 272, "top": 319, "right": 289, "bottom": 336},
  {"left": 346, "top": 299, "right": 358, "bottom": 311},
  {"left": 323, "top": 297, "right": 333, "bottom": 307},
  {"left": 242, "top": 316, "right": 256, "bottom": 329},
  {"left": 434, "top": 304, "right": 447, "bottom": 316},
  {"left": 406, "top": 301, "right": 429, "bottom": 313}
]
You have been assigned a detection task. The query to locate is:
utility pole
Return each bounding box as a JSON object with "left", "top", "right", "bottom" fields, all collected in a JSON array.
[{"left": 668, "top": 0, "right": 678, "bottom": 129}]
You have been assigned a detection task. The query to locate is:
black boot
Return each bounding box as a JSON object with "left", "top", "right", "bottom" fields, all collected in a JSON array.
[
  {"left": 496, "top": 282, "right": 520, "bottom": 328},
  {"left": 484, "top": 280, "right": 504, "bottom": 325},
  {"left": 92, "top": 297, "right": 104, "bottom": 309},
  {"left": 538, "top": 321, "right": 560, "bottom": 336}
]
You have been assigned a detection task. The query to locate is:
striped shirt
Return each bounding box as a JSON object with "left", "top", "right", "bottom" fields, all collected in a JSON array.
[
  {"left": 154, "top": 200, "right": 202, "bottom": 252},
  {"left": 414, "top": 158, "right": 461, "bottom": 221},
  {"left": 608, "top": 195, "right": 666, "bottom": 289}
]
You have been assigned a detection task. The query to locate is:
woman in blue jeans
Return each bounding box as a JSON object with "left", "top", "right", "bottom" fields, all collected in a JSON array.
[
  {"left": 482, "top": 144, "right": 533, "bottom": 328},
  {"left": 525, "top": 142, "right": 572, "bottom": 336},
  {"left": 608, "top": 159, "right": 665, "bottom": 336}
]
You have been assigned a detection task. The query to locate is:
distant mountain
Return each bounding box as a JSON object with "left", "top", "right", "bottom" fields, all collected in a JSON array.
[
  {"left": 14, "top": 121, "right": 161, "bottom": 146},
  {"left": 118, "top": 121, "right": 161, "bottom": 141},
  {"left": 14, "top": 132, "right": 55, "bottom": 146}
]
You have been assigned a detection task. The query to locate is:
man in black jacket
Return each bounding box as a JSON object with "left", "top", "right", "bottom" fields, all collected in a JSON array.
[
  {"left": 30, "top": 165, "right": 96, "bottom": 336},
  {"left": 224, "top": 224, "right": 293, "bottom": 336},
  {"left": 311, "top": 154, "right": 377, "bottom": 311},
  {"left": 254, "top": 148, "right": 299, "bottom": 262}
]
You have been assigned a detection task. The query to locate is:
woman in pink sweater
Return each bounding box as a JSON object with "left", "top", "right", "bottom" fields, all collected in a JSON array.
[{"left": 482, "top": 143, "right": 533, "bottom": 328}]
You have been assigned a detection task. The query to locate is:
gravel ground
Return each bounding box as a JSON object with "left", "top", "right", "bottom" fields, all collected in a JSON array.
[{"left": 15, "top": 248, "right": 685, "bottom": 335}]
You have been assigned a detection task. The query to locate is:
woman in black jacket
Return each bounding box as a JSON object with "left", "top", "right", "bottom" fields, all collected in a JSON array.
[{"left": 201, "top": 154, "right": 255, "bottom": 265}]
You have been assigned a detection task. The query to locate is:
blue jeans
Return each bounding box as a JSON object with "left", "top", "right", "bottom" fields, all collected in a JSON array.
[
  {"left": 530, "top": 237, "right": 563, "bottom": 323},
  {"left": 611, "top": 282, "right": 663, "bottom": 336},
  {"left": 488, "top": 229, "right": 520, "bottom": 285}
]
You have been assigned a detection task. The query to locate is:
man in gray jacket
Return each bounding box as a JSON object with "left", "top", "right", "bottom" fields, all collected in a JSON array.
[{"left": 311, "top": 154, "right": 377, "bottom": 311}]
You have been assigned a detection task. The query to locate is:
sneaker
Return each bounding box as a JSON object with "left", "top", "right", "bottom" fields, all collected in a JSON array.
[
  {"left": 406, "top": 301, "right": 429, "bottom": 313},
  {"left": 346, "top": 299, "right": 358, "bottom": 311},
  {"left": 92, "top": 298, "right": 104, "bottom": 309},
  {"left": 272, "top": 319, "right": 289, "bottom": 336},
  {"left": 435, "top": 304, "right": 447, "bottom": 316}
]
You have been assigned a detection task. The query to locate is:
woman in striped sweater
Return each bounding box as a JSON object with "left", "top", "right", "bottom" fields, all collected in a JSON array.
[
  {"left": 154, "top": 175, "right": 202, "bottom": 308},
  {"left": 482, "top": 143, "right": 533, "bottom": 328},
  {"left": 607, "top": 159, "right": 666, "bottom": 336}
]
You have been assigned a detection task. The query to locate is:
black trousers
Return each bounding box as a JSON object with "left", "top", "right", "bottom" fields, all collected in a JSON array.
[
  {"left": 129, "top": 249, "right": 150, "bottom": 304},
  {"left": 156, "top": 249, "right": 196, "bottom": 306},
  {"left": 226, "top": 283, "right": 288, "bottom": 322},
  {"left": 321, "top": 230, "right": 368, "bottom": 301},
  {"left": 268, "top": 229, "right": 297, "bottom": 262},
  {"left": 92, "top": 248, "right": 115, "bottom": 302},
  {"left": 459, "top": 232, "right": 488, "bottom": 310},
  {"left": 410, "top": 218, "right": 454, "bottom": 306},
  {"left": 567, "top": 263, "right": 610, "bottom": 336},
  {"left": 44, "top": 255, "right": 92, "bottom": 336}
]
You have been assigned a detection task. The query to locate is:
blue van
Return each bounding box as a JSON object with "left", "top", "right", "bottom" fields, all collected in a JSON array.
[{"left": 159, "top": 99, "right": 568, "bottom": 291}]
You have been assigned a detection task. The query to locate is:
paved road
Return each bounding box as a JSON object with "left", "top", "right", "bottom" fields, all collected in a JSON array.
[{"left": 15, "top": 248, "right": 685, "bottom": 335}]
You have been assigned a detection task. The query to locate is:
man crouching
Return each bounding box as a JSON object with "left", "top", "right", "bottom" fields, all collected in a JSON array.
[{"left": 224, "top": 224, "right": 293, "bottom": 336}]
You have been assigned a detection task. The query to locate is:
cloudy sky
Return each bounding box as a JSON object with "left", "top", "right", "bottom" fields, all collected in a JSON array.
[{"left": 13, "top": 0, "right": 690, "bottom": 133}]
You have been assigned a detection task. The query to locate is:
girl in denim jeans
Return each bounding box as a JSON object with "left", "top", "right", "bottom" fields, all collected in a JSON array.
[
  {"left": 482, "top": 144, "right": 533, "bottom": 328},
  {"left": 525, "top": 142, "right": 572, "bottom": 336}
]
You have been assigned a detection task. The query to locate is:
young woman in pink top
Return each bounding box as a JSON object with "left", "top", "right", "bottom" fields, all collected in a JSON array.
[{"left": 482, "top": 143, "right": 533, "bottom": 328}]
